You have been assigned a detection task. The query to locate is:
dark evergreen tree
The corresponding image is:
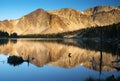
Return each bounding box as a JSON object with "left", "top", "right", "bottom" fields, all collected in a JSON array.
[
  {"left": 0, "top": 31, "right": 9, "bottom": 37},
  {"left": 10, "top": 32, "right": 18, "bottom": 38}
]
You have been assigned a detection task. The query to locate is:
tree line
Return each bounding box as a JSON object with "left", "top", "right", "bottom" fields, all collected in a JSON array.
[
  {"left": 80, "top": 23, "right": 120, "bottom": 39},
  {"left": 0, "top": 31, "right": 18, "bottom": 38},
  {"left": 0, "top": 22, "right": 119, "bottom": 39},
  {"left": 19, "top": 22, "right": 120, "bottom": 39}
]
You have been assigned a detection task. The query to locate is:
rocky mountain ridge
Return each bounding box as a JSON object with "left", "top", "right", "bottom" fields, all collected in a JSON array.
[{"left": 0, "top": 6, "right": 120, "bottom": 35}]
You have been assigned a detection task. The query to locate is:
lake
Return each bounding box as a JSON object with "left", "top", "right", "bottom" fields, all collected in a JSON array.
[{"left": 0, "top": 38, "right": 120, "bottom": 81}]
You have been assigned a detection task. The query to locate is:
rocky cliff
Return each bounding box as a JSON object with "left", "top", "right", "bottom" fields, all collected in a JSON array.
[{"left": 0, "top": 6, "right": 120, "bottom": 35}]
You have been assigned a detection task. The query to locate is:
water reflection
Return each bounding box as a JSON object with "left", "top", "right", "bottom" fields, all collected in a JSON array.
[
  {"left": 7, "top": 55, "right": 30, "bottom": 67},
  {"left": 0, "top": 39, "right": 120, "bottom": 69},
  {"left": 0, "top": 39, "right": 9, "bottom": 45},
  {"left": 0, "top": 38, "right": 120, "bottom": 81}
]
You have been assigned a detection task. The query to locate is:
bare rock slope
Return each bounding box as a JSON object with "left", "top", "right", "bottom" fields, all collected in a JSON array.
[{"left": 0, "top": 6, "right": 120, "bottom": 35}]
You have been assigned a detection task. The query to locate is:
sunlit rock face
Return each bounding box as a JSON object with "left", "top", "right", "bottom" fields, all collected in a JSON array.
[
  {"left": 0, "top": 6, "right": 120, "bottom": 35},
  {"left": 0, "top": 40, "right": 120, "bottom": 71}
]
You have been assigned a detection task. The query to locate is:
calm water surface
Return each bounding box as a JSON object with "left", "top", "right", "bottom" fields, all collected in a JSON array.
[{"left": 0, "top": 38, "right": 120, "bottom": 81}]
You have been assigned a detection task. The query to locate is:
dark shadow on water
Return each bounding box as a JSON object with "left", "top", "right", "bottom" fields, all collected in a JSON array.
[
  {"left": 7, "top": 56, "right": 24, "bottom": 66},
  {"left": 0, "top": 39, "right": 9, "bottom": 45},
  {"left": 10, "top": 39, "right": 17, "bottom": 44},
  {"left": 0, "top": 38, "right": 17, "bottom": 46},
  {"left": 7, "top": 55, "right": 29, "bottom": 67},
  {"left": 86, "top": 75, "right": 120, "bottom": 81}
]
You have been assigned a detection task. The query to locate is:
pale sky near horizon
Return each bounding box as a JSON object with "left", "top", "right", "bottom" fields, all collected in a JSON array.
[{"left": 0, "top": 0, "right": 120, "bottom": 20}]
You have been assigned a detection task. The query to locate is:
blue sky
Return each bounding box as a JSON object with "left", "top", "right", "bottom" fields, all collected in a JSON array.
[{"left": 0, "top": 0, "right": 120, "bottom": 20}]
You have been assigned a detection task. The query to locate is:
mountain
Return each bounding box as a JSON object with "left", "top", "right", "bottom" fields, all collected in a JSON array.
[{"left": 0, "top": 6, "right": 120, "bottom": 35}]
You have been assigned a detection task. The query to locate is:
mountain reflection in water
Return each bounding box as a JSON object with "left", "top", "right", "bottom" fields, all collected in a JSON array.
[{"left": 0, "top": 38, "right": 120, "bottom": 81}]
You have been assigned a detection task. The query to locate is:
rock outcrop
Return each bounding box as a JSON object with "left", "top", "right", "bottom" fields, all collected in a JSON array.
[{"left": 0, "top": 6, "right": 120, "bottom": 35}]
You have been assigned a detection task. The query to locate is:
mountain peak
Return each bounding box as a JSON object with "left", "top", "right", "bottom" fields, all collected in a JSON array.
[
  {"left": 61, "top": 8, "right": 75, "bottom": 10},
  {"left": 84, "top": 6, "right": 120, "bottom": 15},
  {"left": 29, "top": 8, "right": 45, "bottom": 15},
  {"left": 35, "top": 8, "right": 44, "bottom": 12},
  {"left": 0, "top": 6, "right": 120, "bottom": 35}
]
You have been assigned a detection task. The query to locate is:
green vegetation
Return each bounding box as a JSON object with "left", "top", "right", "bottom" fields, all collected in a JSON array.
[
  {"left": 19, "top": 33, "right": 64, "bottom": 38},
  {"left": 0, "top": 31, "right": 9, "bottom": 38},
  {"left": 10, "top": 32, "right": 18, "bottom": 38},
  {"left": 0, "top": 31, "right": 18, "bottom": 38},
  {"left": 81, "top": 23, "right": 120, "bottom": 39}
]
